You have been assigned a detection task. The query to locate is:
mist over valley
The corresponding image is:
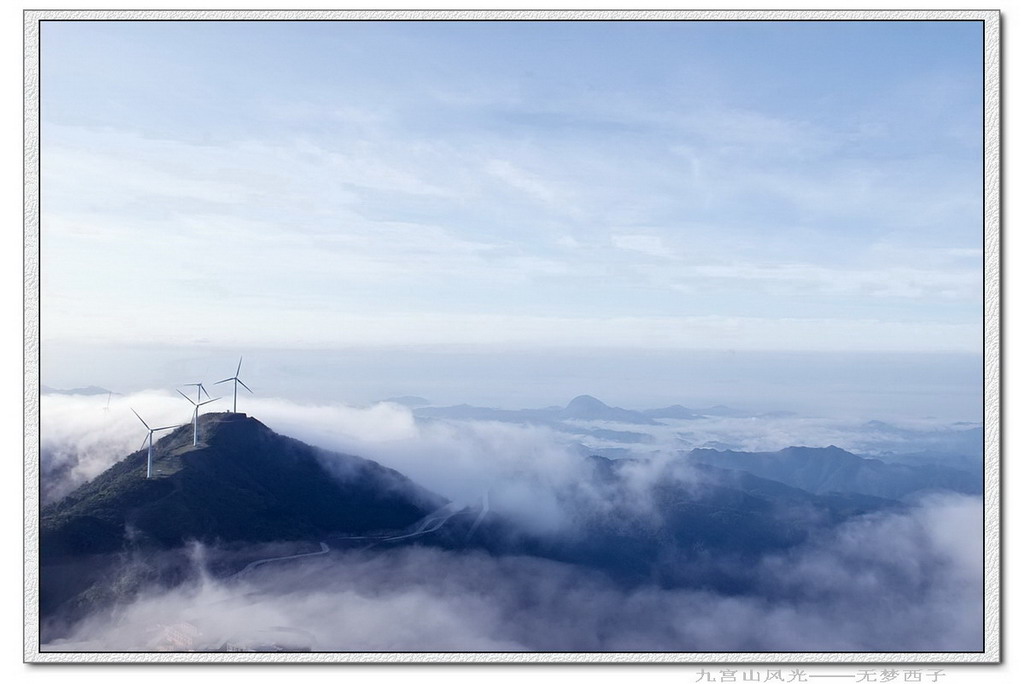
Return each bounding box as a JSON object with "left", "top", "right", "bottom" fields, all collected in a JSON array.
[{"left": 39, "top": 386, "right": 983, "bottom": 652}]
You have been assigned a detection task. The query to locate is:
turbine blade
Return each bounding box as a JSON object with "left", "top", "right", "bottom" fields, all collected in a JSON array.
[
  {"left": 141, "top": 435, "right": 150, "bottom": 451},
  {"left": 176, "top": 389, "right": 197, "bottom": 405},
  {"left": 198, "top": 397, "right": 220, "bottom": 406},
  {"left": 130, "top": 408, "right": 150, "bottom": 430},
  {"left": 213, "top": 378, "right": 233, "bottom": 385},
  {"left": 238, "top": 379, "right": 253, "bottom": 393},
  {"left": 236, "top": 357, "right": 243, "bottom": 376},
  {"left": 155, "top": 424, "right": 179, "bottom": 431}
]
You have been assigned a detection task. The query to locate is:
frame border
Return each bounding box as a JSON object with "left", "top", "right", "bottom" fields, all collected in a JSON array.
[{"left": 23, "top": 7, "right": 1001, "bottom": 665}]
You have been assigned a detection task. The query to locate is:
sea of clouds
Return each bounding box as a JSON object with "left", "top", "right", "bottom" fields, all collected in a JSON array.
[
  {"left": 38, "top": 391, "right": 984, "bottom": 652},
  {"left": 44, "top": 494, "right": 981, "bottom": 652}
]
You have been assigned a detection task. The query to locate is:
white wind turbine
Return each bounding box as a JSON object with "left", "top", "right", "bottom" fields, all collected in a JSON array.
[
  {"left": 131, "top": 408, "right": 180, "bottom": 479},
  {"left": 180, "top": 381, "right": 211, "bottom": 405},
  {"left": 177, "top": 389, "right": 220, "bottom": 446},
  {"left": 214, "top": 357, "right": 253, "bottom": 413}
]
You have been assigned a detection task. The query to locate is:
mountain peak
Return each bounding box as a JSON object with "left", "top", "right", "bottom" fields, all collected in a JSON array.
[
  {"left": 382, "top": 395, "right": 431, "bottom": 407},
  {"left": 41, "top": 412, "right": 445, "bottom": 560},
  {"left": 560, "top": 395, "right": 660, "bottom": 425},
  {"left": 565, "top": 394, "right": 608, "bottom": 411}
]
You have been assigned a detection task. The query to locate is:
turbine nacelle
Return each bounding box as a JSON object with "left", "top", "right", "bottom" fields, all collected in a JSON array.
[
  {"left": 176, "top": 390, "right": 220, "bottom": 446},
  {"left": 175, "top": 389, "right": 219, "bottom": 410},
  {"left": 213, "top": 356, "right": 253, "bottom": 413},
  {"left": 180, "top": 382, "right": 211, "bottom": 403}
]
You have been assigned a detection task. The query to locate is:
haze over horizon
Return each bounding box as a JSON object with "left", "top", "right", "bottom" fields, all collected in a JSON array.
[{"left": 41, "top": 345, "right": 982, "bottom": 422}]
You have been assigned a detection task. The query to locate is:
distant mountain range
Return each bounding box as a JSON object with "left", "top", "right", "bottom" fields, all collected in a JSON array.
[
  {"left": 686, "top": 445, "right": 981, "bottom": 500},
  {"left": 413, "top": 398, "right": 982, "bottom": 471},
  {"left": 415, "top": 394, "right": 775, "bottom": 426},
  {"left": 381, "top": 395, "right": 431, "bottom": 407},
  {"left": 852, "top": 420, "right": 983, "bottom": 471}
]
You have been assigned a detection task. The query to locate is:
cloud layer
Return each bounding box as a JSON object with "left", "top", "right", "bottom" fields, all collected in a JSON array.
[
  {"left": 39, "top": 391, "right": 980, "bottom": 509},
  {"left": 44, "top": 494, "right": 982, "bottom": 653}
]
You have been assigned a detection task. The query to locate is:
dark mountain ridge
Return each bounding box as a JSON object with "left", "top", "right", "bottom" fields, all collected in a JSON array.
[
  {"left": 40, "top": 412, "right": 446, "bottom": 623},
  {"left": 42, "top": 412, "right": 444, "bottom": 561},
  {"left": 425, "top": 452, "right": 901, "bottom": 593}
]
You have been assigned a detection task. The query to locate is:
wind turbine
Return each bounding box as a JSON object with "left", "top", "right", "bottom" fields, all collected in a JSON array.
[
  {"left": 180, "top": 382, "right": 211, "bottom": 404},
  {"left": 177, "top": 390, "right": 220, "bottom": 446},
  {"left": 214, "top": 357, "right": 252, "bottom": 413},
  {"left": 131, "top": 408, "right": 179, "bottom": 478}
]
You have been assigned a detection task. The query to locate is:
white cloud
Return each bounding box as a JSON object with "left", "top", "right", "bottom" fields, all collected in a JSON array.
[
  {"left": 484, "top": 159, "right": 560, "bottom": 205},
  {"left": 40, "top": 66, "right": 981, "bottom": 354},
  {"left": 610, "top": 233, "right": 674, "bottom": 258},
  {"left": 44, "top": 496, "right": 982, "bottom": 652}
]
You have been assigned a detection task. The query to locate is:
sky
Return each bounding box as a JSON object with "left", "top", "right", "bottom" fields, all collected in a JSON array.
[{"left": 37, "top": 20, "right": 985, "bottom": 414}]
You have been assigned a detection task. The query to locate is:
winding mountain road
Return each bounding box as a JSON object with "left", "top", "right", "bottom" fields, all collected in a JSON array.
[
  {"left": 230, "top": 542, "right": 330, "bottom": 579},
  {"left": 378, "top": 501, "right": 463, "bottom": 542},
  {"left": 229, "top": 495, "right": 490, "bottom": 580}
]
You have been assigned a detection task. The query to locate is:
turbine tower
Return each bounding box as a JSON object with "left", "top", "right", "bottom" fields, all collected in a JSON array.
[
  {"left": 214, "top": 357, "right": 253, "bottom": 413},
  {"left": 177, "top": 390, "right": 220, "bottom": 446},
  {"left": 131, "top": 408, "right": 179, "bottom": 478}
]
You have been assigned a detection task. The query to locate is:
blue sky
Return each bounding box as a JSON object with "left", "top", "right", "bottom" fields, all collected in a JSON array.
[{"left": 40, "top": 20, "right": 983, "bottom": 355}]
